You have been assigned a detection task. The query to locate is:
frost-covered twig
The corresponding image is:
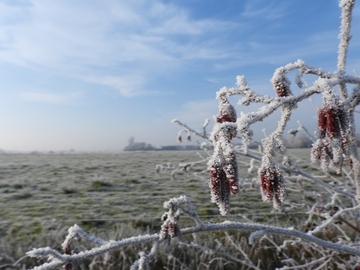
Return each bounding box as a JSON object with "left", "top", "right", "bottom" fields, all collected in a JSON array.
[
  {"left": 27, "top": 234, "right": 158, "bottom": 270},
  {"left": 277, "top": 256, "right": 330, "bottom": 270},
  {"left": 297, "top": 120, "right": 316, "bottom": 143},
  {"left": 308, "top": 204, "right": 360, "bottom": 235},
  {"left": 172, "top": 119, "right": 210, "bottom": 141},
  {"left": 27, "top": 196, "right": 360, "bottom": 270},
  {"left": 338, "top": 0, "right": 355, "bottom": 79}
]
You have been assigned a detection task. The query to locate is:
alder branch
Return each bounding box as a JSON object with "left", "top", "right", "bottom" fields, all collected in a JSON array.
[{"left": 27, "top": 196, "right": 360, "bottom": 270}]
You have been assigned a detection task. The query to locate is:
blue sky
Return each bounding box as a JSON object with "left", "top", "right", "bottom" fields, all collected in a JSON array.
[{"left": 0, "top": 0, "right": 359, "bottom": 151}]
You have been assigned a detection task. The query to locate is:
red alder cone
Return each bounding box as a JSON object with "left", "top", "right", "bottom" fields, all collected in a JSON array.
[
  {"left": 216, "top": 103, "right": 237, "bottom": 123},
  {"left": 259, "top": 165, "right": 285, "bottom": 209},
  {"left": 209, "top": 163, "right": 230, "bottom": 215},
  {"left": 273, "top": 79, "right": 292, "bottom": 97},
  {"left": 317, "top": 108, "right": 327, "bottom": 139},
  {"left": 325, "top": 107, "right": 338, "bottom": 139},
  {"left": 317, "top": 105, "right": 347, "bottom": 140},
  {"left": 210, "top": 164, "right": 222, "bottom": 202},
  {"left": 312, "top": 102, "right": 350, "bottom": 172}
]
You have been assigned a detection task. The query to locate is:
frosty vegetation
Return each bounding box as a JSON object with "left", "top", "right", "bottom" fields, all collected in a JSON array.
[{"left": 27, "top": 0, "right": 360, "bottom": 269}]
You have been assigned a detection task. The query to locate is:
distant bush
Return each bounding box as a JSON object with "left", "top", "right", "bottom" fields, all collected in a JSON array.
[{"left": 283, "top": 131, "right": 313, "bottom": 148}]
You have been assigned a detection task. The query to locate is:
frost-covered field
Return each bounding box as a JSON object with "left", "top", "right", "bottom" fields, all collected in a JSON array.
[
  {"left": 1, "top": 151, "right": 210, "bottom": 233},
  {"left": 0, "top": 149, "right": 353, "bottom": 269},
  {"left": 0, "top": 149, "right": 311, "bottom": 231}
]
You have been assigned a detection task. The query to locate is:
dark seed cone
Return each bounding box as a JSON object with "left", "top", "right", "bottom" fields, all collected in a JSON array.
[
  {"left": 160, "top": 211, "right": 181, "bottom": 245},
  {"left": 216, "top": 103, "right": 237, "bottom": 123},
  {"left": 273, "top": 78, "right": 292, "bottom": 97},
  {"left": 259, "top": 165, "right": 285, "bottom": 209},
  {"left": 210, "top": 164, "right": 230, "bottom": 215},
  {"left": 317, "top": 108, "right": 327, "bottom": 139},
  {"left": 325, "top": 108, "right": 338, "bottom": 139}
]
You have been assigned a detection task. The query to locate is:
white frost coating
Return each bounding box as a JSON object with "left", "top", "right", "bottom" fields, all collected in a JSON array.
[
  {"left": 27, "top": 247, "right": 64, "bottom": 259},
  {"left": 203, "top": 118, "right": 210, "bottom": 128},
  {"left": 338, "top": 0, "right": 355, "bottom": 74},
  {"left": 163, "top": 195, "right": 189, "bottom": 209},
  {"left": 248, "top": 230, "right": 266, "bottom": 245}
]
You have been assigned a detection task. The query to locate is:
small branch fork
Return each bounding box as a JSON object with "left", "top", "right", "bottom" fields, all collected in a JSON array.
[{"left": 27, "top": 196, "right": 360, "bottom": 270}]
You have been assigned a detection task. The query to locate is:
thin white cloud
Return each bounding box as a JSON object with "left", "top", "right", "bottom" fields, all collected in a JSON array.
[
  {"left": 241, "top": 0, "right": 288, "bottom": 20},
  {"left": 148, "top": 1, "right": 239, "bottom": 36},
  {"left": 82, "top": 74, "right": 146, "bottom": 97},
  {"left": 19, "top": 90, "right": 81, "bottom": 104}
]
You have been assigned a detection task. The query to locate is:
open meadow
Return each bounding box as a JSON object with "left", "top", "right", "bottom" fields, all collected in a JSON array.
[{"left": 0, "top": 149, "right": 357, "bottom": 269}]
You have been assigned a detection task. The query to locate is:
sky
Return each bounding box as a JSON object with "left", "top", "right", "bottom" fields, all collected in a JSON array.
[{"left": 0, "top": 0, "right": 359, "bottom": 152}]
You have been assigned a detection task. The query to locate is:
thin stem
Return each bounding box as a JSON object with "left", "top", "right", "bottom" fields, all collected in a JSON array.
[{"left": 337, "top": 0, "right": 356, "bottom": 98}]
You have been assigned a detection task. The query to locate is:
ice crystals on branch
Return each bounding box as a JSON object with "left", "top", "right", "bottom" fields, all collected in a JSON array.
[{"left": 208, "top": 89, "right": 240, "bottom": 216}]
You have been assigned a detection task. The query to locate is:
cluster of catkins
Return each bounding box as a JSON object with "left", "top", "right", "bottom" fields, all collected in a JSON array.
[
  {"left": 258, "top": 156, "right": 285, "bottom": 209},
  {"left": 311, "top": 92, "right": 351, "bottom": 173},
  {"left": 208, "top": 94, "right": 240, "bottom": 215},
  {"left": 159, "top": 205, "right": 182, "bottom": 245}
]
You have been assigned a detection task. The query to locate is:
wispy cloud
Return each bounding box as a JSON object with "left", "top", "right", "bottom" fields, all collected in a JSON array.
[
  {"left": 0, "top": 0, "right": 242, "bottom": 97},
  {"left": 19, "top": 91, "right": 81, "bottom": 104},
  {"left": 82, "top": 74, "right": 147, "bottom": 97},
  {"left": 241, "top": 0, "right": 288, "bottom": 20}
]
